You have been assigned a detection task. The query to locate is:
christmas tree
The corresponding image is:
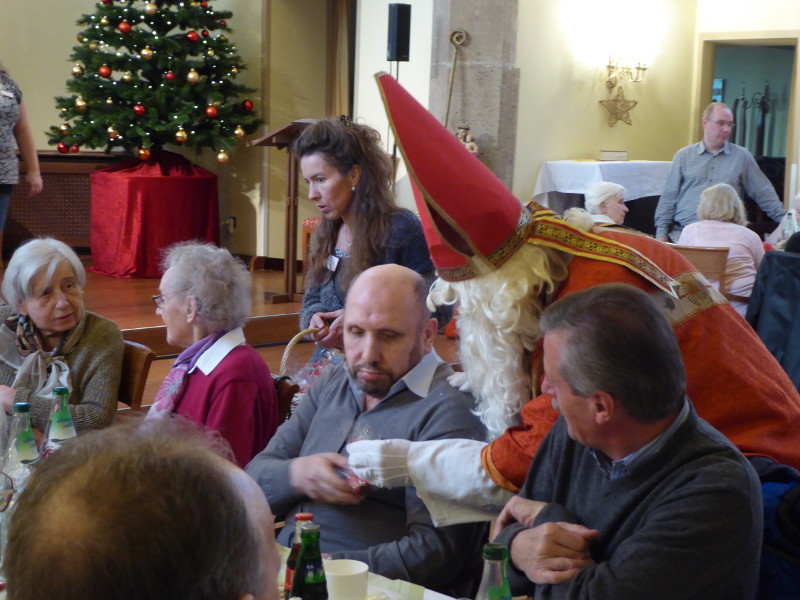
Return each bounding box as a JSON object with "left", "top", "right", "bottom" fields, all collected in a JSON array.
[{"left": 46, "top": 0, "right": 261, "bottom": 163}]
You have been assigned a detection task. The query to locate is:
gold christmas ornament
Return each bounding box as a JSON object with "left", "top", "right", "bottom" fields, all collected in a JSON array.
[
  {"left": 106, "top": 97, "right": 115, "bottom": 104},
  {"left": 175, "top": 128, "right": 188, "bottom": 143},
  {"left": 72, "top": 64, "right": 85, "bottom": 77},
  {"left": 230, "top": 66, "right": 238, "bottom": 75},
  {"left": 89, "top": 42, "right": 99, "bottom": 51},
  {"left": 122, "top": 72, "right": 133, "bottom": 83},
  {"left": 233, "top": 126, "right": 245, "bottom": 139},
  {"left": 216, "top": 150, "right": 229, "bottom": 164},
  {"left": 75, "top": 97, "right": 88, "bottom": 111},
  {"left": 59, "top": 123, "right": 70, "bottom": 135},
  {"left": 186, "top": 68, "right": 200, "bottom": 84},
  {"left": 144, "top": 2, "right": 158, "bottom": 15},
  {"left": 100, "top": 16, "right": 110, "bottom": 26},
  {"left": 218, "top": 35, "right": 227, "bottom": 42},
  {"left": 140, "top": 46, "right": 154, "bottom": 60},
  {"left": 107, "top": 126, "right": 119, "bottom": 139},
  {"left": 138, "top": 148, "right": 151, "bottom": 160},
  {"left": 206, "top": 48, "right": 215, "bottom": 57}
]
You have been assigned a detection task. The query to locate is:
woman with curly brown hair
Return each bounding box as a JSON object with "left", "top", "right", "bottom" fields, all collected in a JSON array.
[{"left": 295, "top": 117, "right": 447, "bottom": 350}]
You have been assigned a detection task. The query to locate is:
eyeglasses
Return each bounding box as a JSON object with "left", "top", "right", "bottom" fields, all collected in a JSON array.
[
  {"left": 0, "top": 472, "right": 14, "bottom": 512},
  {"left": 151, "top": 289, "right": 186, "bottom": 309}
]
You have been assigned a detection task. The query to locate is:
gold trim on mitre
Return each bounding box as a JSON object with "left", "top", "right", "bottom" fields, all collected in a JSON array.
[{"left": 433, "top": 209, "right": 534, "bottom": 282}]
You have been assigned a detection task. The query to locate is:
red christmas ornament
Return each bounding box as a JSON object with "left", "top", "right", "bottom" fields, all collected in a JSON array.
[
  {"left": 70, "top": 145, "right": 80, "bottom": 154},
  {"left": 241, "top": 98, "right": 253, "bottom": 112},
  {"left": 98, "top": 65, "right": 112, "bottom": 78},
  {"left": 102, "top": 0, "right": 112, "bottom": 4},
  {"left": 133, "top": 104, "right": 146, "bottom": 116},
  {"left": 202, "top": 29, "right": 209, "bottom": 37},
  {"left": 186, "top": 31, "right": 199, "bottom": 42},
  {"left": 165, "top": 71, "right": 175, "bottom": 81},
  {"left": 205, "top": 105, "right": 218, "bottom": 119},
  {"left": 118, "top": 21, "right": 131, "bottom": 34},
  {"left": 220, "top": 20, "right": 226, "bottom": 26},
  {"left": 201, "top": 1, "right": 208, "bottom": 6},
  {"left": 57, "top": 142, "right": 69, "bottom": 154}
]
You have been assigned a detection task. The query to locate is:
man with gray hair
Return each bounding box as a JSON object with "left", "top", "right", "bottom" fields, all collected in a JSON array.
[
  {"left": 654, "top": 101, "right": 785, "bottom": 241},
  {"left": 5, "top": 418, "right": 281, "bottom": 600},
  {"left": 493, "top": 283, "right": 762, "bottom": 600}
]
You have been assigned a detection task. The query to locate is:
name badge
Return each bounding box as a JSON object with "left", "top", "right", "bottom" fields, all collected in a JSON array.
[
  {"left": 0, "top": 91, "right": 14, "bottom": 99},
  {"left": 326, "top": 254, "right": 339, "bottom": 272}
]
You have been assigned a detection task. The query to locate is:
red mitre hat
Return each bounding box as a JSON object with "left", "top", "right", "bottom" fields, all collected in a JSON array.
[{"left": 376, "top": 72, "right": 531, "bottom": 282}]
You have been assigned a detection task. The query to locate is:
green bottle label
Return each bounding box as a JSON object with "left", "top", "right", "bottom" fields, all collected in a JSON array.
[{"left": 301, "top": 561, "right": 326, "bottom": 584}]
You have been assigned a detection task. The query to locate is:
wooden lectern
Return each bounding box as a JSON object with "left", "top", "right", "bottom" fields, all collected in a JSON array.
[{"left": 253, "top": 119, "right": 317, "bottom": 303}]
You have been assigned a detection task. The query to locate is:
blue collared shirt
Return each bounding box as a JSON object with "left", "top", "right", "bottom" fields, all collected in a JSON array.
[
  {"left": 589, "top": 399, "right": 691, "bottom": 480},
  {"left": 654, "top": 140, "right": 785, "bottom": 239}
]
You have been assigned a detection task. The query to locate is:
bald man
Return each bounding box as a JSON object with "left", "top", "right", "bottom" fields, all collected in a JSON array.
[{"left": 247, "top": 264, "right": 487, "bottom": 597}]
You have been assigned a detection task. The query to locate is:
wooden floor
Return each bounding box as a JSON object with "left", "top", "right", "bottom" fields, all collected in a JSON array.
[{"left": 0, "top": 265, "right": 458, "bottom": 407}]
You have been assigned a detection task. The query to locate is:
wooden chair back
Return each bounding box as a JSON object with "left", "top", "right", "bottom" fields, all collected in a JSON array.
[
  {"left": 667, "top": 243, "right": 730, "bottom": 293},
  {"left": 273, "top": 375, "right": 299, "bottom": 424},
  {"left": 119, "top": 340, "right": 156, "bottom": 411}
]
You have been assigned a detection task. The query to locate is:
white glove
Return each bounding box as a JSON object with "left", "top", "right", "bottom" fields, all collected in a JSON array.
[
  {"left": 447, "top": 370, "right": 472, "bottom": 392},
  {"left": 346, "top": 439, "right": 412, "bottom": 488}
]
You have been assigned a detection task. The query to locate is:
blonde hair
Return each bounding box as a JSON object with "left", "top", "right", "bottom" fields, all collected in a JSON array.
[
  {"left": 428, "top": 243, "right": 568, "bottom": 439},
  {"left": 697, "top": 183, "right": 748, "bottom": 226}
]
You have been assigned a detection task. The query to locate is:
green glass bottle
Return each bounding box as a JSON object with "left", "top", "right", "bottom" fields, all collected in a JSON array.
[
  {"left": 42, "top": 386, "right": 77, "bottom": 457},
  {"left": 475, "top": 543, "right": 513, "bottom": 600},
  {"left": 284, "top": 512, "right": 314, "bottom": 600},
  {"left": 290, "top": 522, "right": 328, "bottom": 600},
  {"left": 2, "top": 401, "right": 39, "bottom": 495}
]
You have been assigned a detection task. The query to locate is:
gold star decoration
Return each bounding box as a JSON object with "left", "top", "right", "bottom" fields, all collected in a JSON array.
[{"left": 599, "top": 87, "right": 638, "bottom": 126}]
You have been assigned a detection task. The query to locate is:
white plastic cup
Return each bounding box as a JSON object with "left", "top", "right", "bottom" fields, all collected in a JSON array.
[{"left": 324, "top": 559, "right": 369, "bottom": 600}]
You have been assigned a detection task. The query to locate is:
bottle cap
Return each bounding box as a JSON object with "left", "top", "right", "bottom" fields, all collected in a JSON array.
[
  {"left": 300, "top": 522, "right": 320, "bottom": 534},
  {"left": 12, "top": 402, "right": 31, "bottom": 413},
  {"left": 295, "top": 512, "right": 314, "bottom": 521},
  {"left": 482, "top": 543, "right": 509, "bottom": 561},
  {"left": 53, "top": 387, "right": 70, "bottom": 396}
]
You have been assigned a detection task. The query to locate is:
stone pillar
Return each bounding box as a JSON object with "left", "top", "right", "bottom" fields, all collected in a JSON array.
[{"left": 429, "top": 0, "right": 519, "bottom": 188}]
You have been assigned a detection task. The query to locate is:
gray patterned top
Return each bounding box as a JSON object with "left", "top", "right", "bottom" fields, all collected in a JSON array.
[{"left": 0, "top": 72, "right": 22, "bottom": 185}]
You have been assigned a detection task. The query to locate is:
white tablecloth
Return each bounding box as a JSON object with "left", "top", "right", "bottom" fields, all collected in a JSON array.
[{"left": 533, "top": 160, "right": 672, "bottom": 205}]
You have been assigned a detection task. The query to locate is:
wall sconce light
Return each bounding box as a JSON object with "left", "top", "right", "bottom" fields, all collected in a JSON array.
[{"left": 605, "top": 57, "right": 648, "bottom": 90}]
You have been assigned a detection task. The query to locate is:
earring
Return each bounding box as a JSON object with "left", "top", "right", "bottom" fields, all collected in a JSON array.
[{"left": 351, "top": 185, "right": 356, "bottom": 192}]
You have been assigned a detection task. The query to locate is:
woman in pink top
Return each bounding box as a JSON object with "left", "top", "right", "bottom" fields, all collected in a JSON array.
[{"left": 678, "top": 183, "right": 765, "bottom": 317}]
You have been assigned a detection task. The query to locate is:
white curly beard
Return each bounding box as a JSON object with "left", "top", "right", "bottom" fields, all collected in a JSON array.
[{"left": 428, "top": 243, "right": 567, "bottom": 440}]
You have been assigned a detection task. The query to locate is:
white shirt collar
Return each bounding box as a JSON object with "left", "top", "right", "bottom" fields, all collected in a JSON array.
[
  {"left": 401, "top": 350, "right": 444, "bottom": 398},
  {"left": 189, "top": 327, "right": 246, "bottom": 375}
]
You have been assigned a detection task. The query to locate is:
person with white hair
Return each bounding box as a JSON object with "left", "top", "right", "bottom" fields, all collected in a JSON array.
[
  {"left": 678, "top": 183, "right": 765, "bottom": 317},
  {"left": 347, "top": 73, "right": 800, "bottom": 532},
  {"left": 147, "top": 242, "right": 278, "bottom": 468},
  {"left": 584, "top": 181, "right": 628, "bottom": 225},
  {"left": 0, "top": 237, "right": 123, "bottom": 434}
]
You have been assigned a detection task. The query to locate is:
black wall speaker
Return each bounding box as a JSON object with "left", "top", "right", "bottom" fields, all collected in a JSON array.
[{"left": 387, "top": 3, "right": 411, "bottom": 62}]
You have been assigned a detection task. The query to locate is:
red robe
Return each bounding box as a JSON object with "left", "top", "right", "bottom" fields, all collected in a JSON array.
[{"left": 483, "top": 229, "right": 800, "bottom": 491}]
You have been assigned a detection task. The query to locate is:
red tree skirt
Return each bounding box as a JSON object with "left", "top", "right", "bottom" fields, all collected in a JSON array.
[{"left": 89, "top": 148, "right": 220, "bottom": 278}]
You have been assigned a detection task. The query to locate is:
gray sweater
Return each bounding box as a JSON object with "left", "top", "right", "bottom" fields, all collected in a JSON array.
[
  {"left": 0, "top": 305, "right": 124, "bottom": 433},
  {"left": 246, "top": 354, "right": 486, "bottom": 595},
  {"left": 495, "top": 405, "right": 763, "bottom": 600}
]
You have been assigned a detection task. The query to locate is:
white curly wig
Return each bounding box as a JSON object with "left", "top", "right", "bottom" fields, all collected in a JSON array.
[{"left": 428, "top": 242, "right": 568, "bottom": 439}]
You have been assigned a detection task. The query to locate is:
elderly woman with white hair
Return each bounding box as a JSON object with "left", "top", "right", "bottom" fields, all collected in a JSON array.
[
  {"left": 678, "top": 183, "right": 765, "bottom": 317},
  {"left": 0, "top": 237, "right": 123, "bottom": 433},
  {"left": 147, "top": 242, "right": 278, "bottom": 467},
  {"left": 585, "top": 181, "right": 629, "bottom": 225}
]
